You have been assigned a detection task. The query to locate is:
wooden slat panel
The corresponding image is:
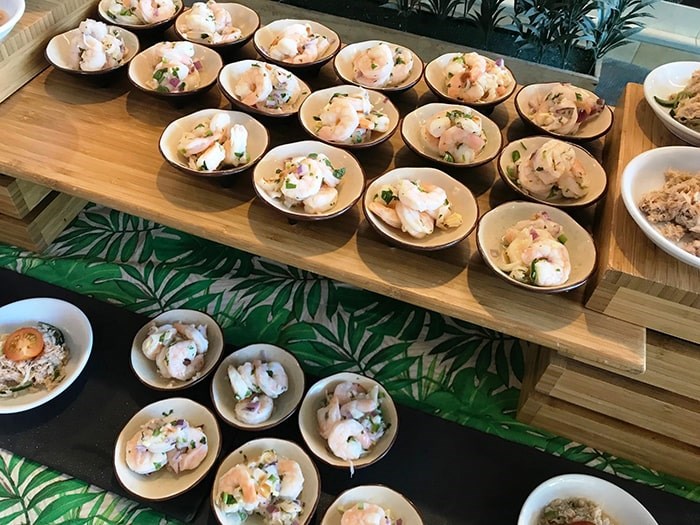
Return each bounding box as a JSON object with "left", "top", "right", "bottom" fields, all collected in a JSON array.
[{"left": 0, "top": 174, "right": 52, "bottom": 218}]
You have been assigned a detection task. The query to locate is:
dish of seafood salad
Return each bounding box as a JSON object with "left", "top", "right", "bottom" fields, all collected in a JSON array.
[
  {"left": 525, "top": 83, "right": 605, "bottom": 136},
  {"left": 68, "top": 19, "right": 128, "bottom": 71},
  {"left": 216, "top": 449, "right": 306, "bottom": 524},
  {"left": 351, "top": 42, "right": 414, "bottom": 88},
  {"left": 178, "top": 1, "right": 241, "bottom": 44},
  {"left": 538, "top": 497, "right": 617, "bottom": 525},
  {"left": 339, "top": 503, "right": 401, "bottom": 525},
  {"left": 419, "top": 107, "right": 487, "bottom": 164},
  {"left": 141, "top": 321, "right": 209, "bottom": 381},
  {"left": 148, "top": 41, "right": 202, "bottom": 93},
  {"left": 0, "top": 323, "right": 69, "bottom": 397},
  {"left": 177, "top": 111, "right": 249, "bottom": 171},
  {"left": 314, "top": 89, "right": 391, "bottom": 145},
  {"left": 444, "top": 52, "right": 514, "bottom": 103},
  {"left": 232, "top": 62, "right": 304, "bottom": 111},
  {"left": 104, "top": 0, "right": 180, "bottom": 25},
  {"left": 267, "top": 22, "right": 331, "bottom": 64},
  {"left": 227, "top": 360, "right": 288, "bottom": 424},
  {"left": 654, "top": 68, "right": 700, "bottom": 132}
]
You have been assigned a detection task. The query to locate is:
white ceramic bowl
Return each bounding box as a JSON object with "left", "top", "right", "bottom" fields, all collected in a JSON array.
[
  {"left": 0, "top": 0, "right": 25, "bottom": 43},
  {"left": 210, "top": 343, "right": 305, "bottom": 430},
  {"left": 218, "top": 59, "right": 311, "bottom": 118},
  {"left": 497, "top": 136, "right": 607, "bottom": 208},
  {"left": 114, "top": 397, "right": 221, "bottom": 501},
  {"left": 298, "top": 84, "right": 399, "bottom": 148},
  {"left": 98, "top": 0, "right": 183, "bottom": 32},
  {"left": 363, "top": 167, "right": 479, "bottom": 251},
  {"left": 514, "top": 83, "right": 614, "bottom": 142},
  {"left": 476, "top": 201, "right": 597, "bottom": 293},
  {"left": 424, "top": 52, "right": 517, "bottom": 110},
  {"left": 174, "top": 2, "right": 259, "bottom": 49},
  {"left": 322, "top": 485, "right": 424, "bottom": 525},
  {"left": 401, "top": 102, "right": 503, "bottom": 168},
  {"left": 620, "top": 145, "right": 700, "bottom": 269},
  {"left": 253, "top": 18, "right": 340, "bottom": 70},
  {"left": 45, "top": 24, "right": 140, "bottom": 76},
  {"left": 643, "top": 61, "right": 700, "bottom": 146},
  {"left": 298, "top": 372, "right": 398, "bottom": 470},
  {"left": 0, "top": 298, "right": 93, "bottom": 414},
  {"left": 159, "top": 108, "right": 268, "bottom": 178},
  {"left": 211, "top": 438, "right": 321, "bottom": 525},
  {"left": 128, "top": 41, "right": 222, "bottom": 98},
  {"left": 252, "top": 140, "right": 365, "bottom": 221},
  {"left": 130, "top": 308, "right": 224, "bottom": 390},
  {"left": 333, "top": 40, "right": 423, "bottom": 93},
  {"left": 518, "top": 474, "right": 658, "bottom": 525}
]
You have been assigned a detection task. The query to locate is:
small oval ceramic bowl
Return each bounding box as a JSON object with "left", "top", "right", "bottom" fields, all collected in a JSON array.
[
  {"left": 0, "top": 0, "right": 25, "bottom": 43},
  {"left": 211, "top": 438, "right": 321, "bottom": 525},
  {"left": 322, "top": 485, "right": 424, "bottom": 525},
  {"left": 98, "top": 0, "right": 183, "bottom": 33},
  {"left": 45, "top": 24, "right": 139, "bottom": 76},
  {"left": 298, "top": 372, "right": 398, "bottom": 470},
  {"left": 130, "top": 308, "right": 224, "bottom": 390},
  {"left": 159, "top": 108, "right": 269, "bottom": 178},
  {"left": 497, "top": 136, "right": 607, "bottom": 208},
  {"left": 114, "top": 397, "right": 222, "bottom": 501},
  {"left": 401, "top": 102, "right": 502, "bottom": 168},
  {"left": 424, "top": 52, "right": 517, "bottom": 111},
  {"left": 643, "top": 61, "right": 700, "bottom": 146},
  {"left": 174, "top": 2, "right": 259, "bottom": 50},
  {"left": 333, "top": 40, "right": 423, "bottom": 94},
  {"left": 128, "top": 41, "right": 222, "bottom": 98},
  {"left": 518, "top": 474, "right": 658, "bottom": 525},
  {"left": 252, "top": 140, "right": 365, "bottom": 221},
  {"left": 253, "top": 18, "right": 340, "bottom": 70},
  {"left": 620, "top": 145, "right": 700, "bottom": 269},
  {"left": 476, "top": 200, "right": 597, "bottom": 293},
  {"left": 218, "top": 59, "right": 311, "bottom": 118},
  {"left": 298, "top": 84, "right": 399, "bottom": 148},
  {"left": 363, "top": 167, "right": 479, "bottom": 251},
  {"left": 514, "top": 82, "right": 614, "bottom": 142},
  {"left": 210, "top": 343, "right": 305, "bottom": 430}
]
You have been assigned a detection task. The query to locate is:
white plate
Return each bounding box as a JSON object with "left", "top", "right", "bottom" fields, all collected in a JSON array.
[
  {"left": 253, "top": 18, "right": 340, "bottom": 69},
  {"left": 298, "top": 84, "right": 399, "bottom": 148},
  {"left": 211, "top": 438, "right": 321, "bottom": 525},
  {"left": 363, "top": 167, "right": 479, "bottom": 251},
  {"left": 130, "top": 308, "right": 224, "bottom": 390},
  {"left": 620, "top": 145, "right": 700, "bottom": 269},
  {"left": 322, "top": 485, "right": 424, "bottom": 525},
  {"left": 252, "top": 140, "right": 365, "bottom": 221},
  {"left": 98, "top": 0, "right": 183, "bottom": 31},
  {"left": 298, "top": 372, "right": 398, "bottom": 470},
  {"left": 159, "top": 108, "right": 269, "bottom": 177},
  {"left": 113, "top": 397, "right": 221, "bottom": 501},
  {"left": 643, "top": 61, "right": 700, "bottom": 146},
  {"left": 174, "top": 3, "right": 259, "bottom": 49},
  {"left": 210, "top": 343, "right": 305, "bottom": 430},
  {"left": 401, "top": 102, "right": 502, "bottom": 168},
  {"left": 0, "top": 0, "right": 25, "bottom": 44},
  {"left": 333, "top": 40, "right": 423, "bottom": 93},
  {"left": 497, "top": 136, "right": 607, "bottom": 208},
  {"left": 0, "top": 298, "right": 93, "bottom": 414},
  {"left": 518, "top": 474, "right": 658, "bottom": 525}
]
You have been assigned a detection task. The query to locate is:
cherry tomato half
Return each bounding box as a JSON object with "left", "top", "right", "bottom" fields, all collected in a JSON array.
[{"left": 3, "top": 327, "right": 45, "bottom": 361}]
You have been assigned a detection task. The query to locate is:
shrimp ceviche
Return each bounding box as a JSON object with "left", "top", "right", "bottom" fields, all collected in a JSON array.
[
  {"left": 444, "top": 52, "right": 514, "bottom": 103},
  {"left": 125, "top": 413, "right": 208, "bottom": 475},
  {"left": 527, "top": 83, "right": 605, "bottom": 135},
  {"left": 228, "top": 360, "right": 288, "bottom": 424},
  {"left": 506, "top": 139, "right": 589, "bottom": 200},
  {"left": 178, "top": 1, "right": 241, "bottom": 44},
  {"left": 69, "top": 19, "right": 128, "bottom": 72},
  {"left": 420, "top": 108, "right": 487, "bottom": 163},
  {"left": 148, "top": 41, "right": 202, "bottom": 93},
  {"left": 352, "top": 42, "right": 413, "bottom": 88},
  {"left": 141, "top": 321, "right": 209, "bottom": 381},
  {"left": 234, "top": 62, "right": 303, "bottom": 111},
  {"left": 314, "top": 89, "right": 390, "bottom": 144},
  {"left": 498, "top": 211, "right": 571, "bottom": 287},
  {"left": 317, "top": 381, "right": 388, "bottom": 463},
  {"left": 259, "top": 153, "right": 345, "bottom": 214},
  {"left": 105, "top": 0, "right": 179, "bottom": 25},
  {"left": 340, "top": 502, "right": 402, "bottom": 525},
  {"left": 268, "top": 22, "right": 330, "bottom": 64},
  {"left": 217, "top": 449, "right": 305, "bottom": 525},
  {"left": 178, "top": 112, "right": 249, "bottom": 172},
  {"left": 368, "top": 179, "right": 462, "bottom": 239},
  {"left": 0, "top": 323, "right": 69, "bottom": 397},
  {"left": 654, "top": 68, "right": 700, "bottom": 132}
]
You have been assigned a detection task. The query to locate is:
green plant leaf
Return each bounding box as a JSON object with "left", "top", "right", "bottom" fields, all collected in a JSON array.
[
  {"left": 28, "top": 479, "right": 86, "bottom": 509},
  {"left": 34, "top": 493, "right": 99, "bottom": 525}
]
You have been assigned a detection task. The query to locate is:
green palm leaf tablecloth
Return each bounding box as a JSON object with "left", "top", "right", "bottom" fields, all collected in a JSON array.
[{"left": 1, "top": 203, "right": 698, "bottom": 524}]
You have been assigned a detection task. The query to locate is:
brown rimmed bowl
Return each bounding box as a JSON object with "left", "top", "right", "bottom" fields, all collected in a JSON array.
[
  {"left": 98, "top": 0, "right": 183, "bottom": 34},
  {"left": 321, "top": 485, "right": 424, "bottom": 525}
]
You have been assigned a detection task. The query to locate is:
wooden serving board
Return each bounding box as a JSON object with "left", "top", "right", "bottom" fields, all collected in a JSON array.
[{"left": 586, "top": 83, "right": 700, "bottom": 344}]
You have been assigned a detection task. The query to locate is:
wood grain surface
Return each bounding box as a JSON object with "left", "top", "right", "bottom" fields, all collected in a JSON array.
[{"left": 0, "top": 39, "right": 647, "bottom": 372}]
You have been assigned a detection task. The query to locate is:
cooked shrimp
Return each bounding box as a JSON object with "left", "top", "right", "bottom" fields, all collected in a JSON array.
[
  {"left": 340, "top": 396, "right": 378, "bottom": 419},
  {"left": 317, "top": 98, "right": 361, "bottom": 142},
  {"left": 254, "top": 360, "right": 288, "bottom": 398},
  {"left": 79, "top": 35, "right": 109, "bottom": 71},
  {"left": 521, "top": 237, "right": 571, "bottom": 286},
  {"left": 517, "top": 162, "right": 554, "bottom": 199},
  {"left": 333, "top": 381, "right": 366, "bottom": 404},
  {"left": 291, "top": 39, "right": 320, "bottom": 64},
  {"left": 174, "top": 323, "right": 208, "bottom": 354},
  {"left": 178, "top": 132, "right": 217, "bottom": 157},
  {"left": 277, "top": 458, "right": 304, "bottom": 499},
  {"left": 530, "top": 140, "right": 577, "bottom": 185},
  {"left": 190, "top": 142, "right": 226, "bottom": 171},
  {"left": 368, "top": 201, "right": 402, "bottom": 229},
  {"left": 389, "top": 45, "right": 413, "bottom": 85},
  {"left": 238, "top": 361, "right": 260, "bottom": 394},
  {"left": 303, "top": 186, "right": 338, "bottom": 214},
  {"left": 397, "top": 179, "right": 447, "bottom": 212},
  {"left": 141, "top": 324, "right": 177, "bottom": 360},
  {"left": 280, "top": 160, "right": 324, "bottom": 202},
  {"left": 234, "top": 394, "right": 274, "bottom": 424},
  {"left": 218, "top": 464, "right": 259, "bottom": 512},
  {"left": 138, "top": 0, "right": 177, "bottom": 24},
  {"left": 557, "top": 162, "right": 588, "bottom": 198},
  {"left": 167, "top": 425, "right": 208, "bottom": 474},
  {"left": 353, "top": 43, "right": 394, "bottom": 87},
  {"left": 156, "top": 340, "right": 205, "bottom": 380},
  {"left": 125, "top": 432, "right": 168, "bottom": 475},
  {"left": 340, "top": 502, "right": 391, "bottom": 525},
  {"left": 327, "top": 419, "right": 370, "bottom": 460},
  {"left": 317, "top": 395, "right": 341, "bottom": 439},
  {"left": 224, "top": 124, "right": 249, "bottom": 167},
  {"left": 437, "top": 125, "right": 485, "bottom": 163},
  {"left": 228, "top": 365, "right": 254, "bottom": 400},
  {"left": 395, "top": 202, "right": 435, "bottom": 239},
  {"left": 234, "top": 65, "right": 273, "bottom": 106}
]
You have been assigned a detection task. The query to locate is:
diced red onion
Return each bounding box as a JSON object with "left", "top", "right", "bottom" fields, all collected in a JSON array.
[
  {"left": 168, "top": 77, "right": 179, "bottom": 88},
  {"left": 495, "top": 58, "right": 504, "bottom": 67},
  {"left": 246, "top": 399, "right": 260, "bottom": 411},
  {"left": 193, "top": 60, "right": 202, "bottom": 70}
]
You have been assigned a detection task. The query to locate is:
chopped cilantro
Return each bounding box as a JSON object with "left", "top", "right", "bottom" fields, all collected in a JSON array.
[
  {"left": 333, "top": 167, "right": 346, "bottom": 179},
  {"left": 380, "top": 189, "right": 395, "bottom": 205},
  {"left": 285, "top": 181, "right": 297, "bottom": 189},
  {"left": 511, "top": 150, "right": 521, "bottom": 163}
]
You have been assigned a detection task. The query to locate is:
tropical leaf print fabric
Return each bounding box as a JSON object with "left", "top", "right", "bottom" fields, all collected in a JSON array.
[{"left": 0, "top": 203, "right": 697, "bottom": 523}]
